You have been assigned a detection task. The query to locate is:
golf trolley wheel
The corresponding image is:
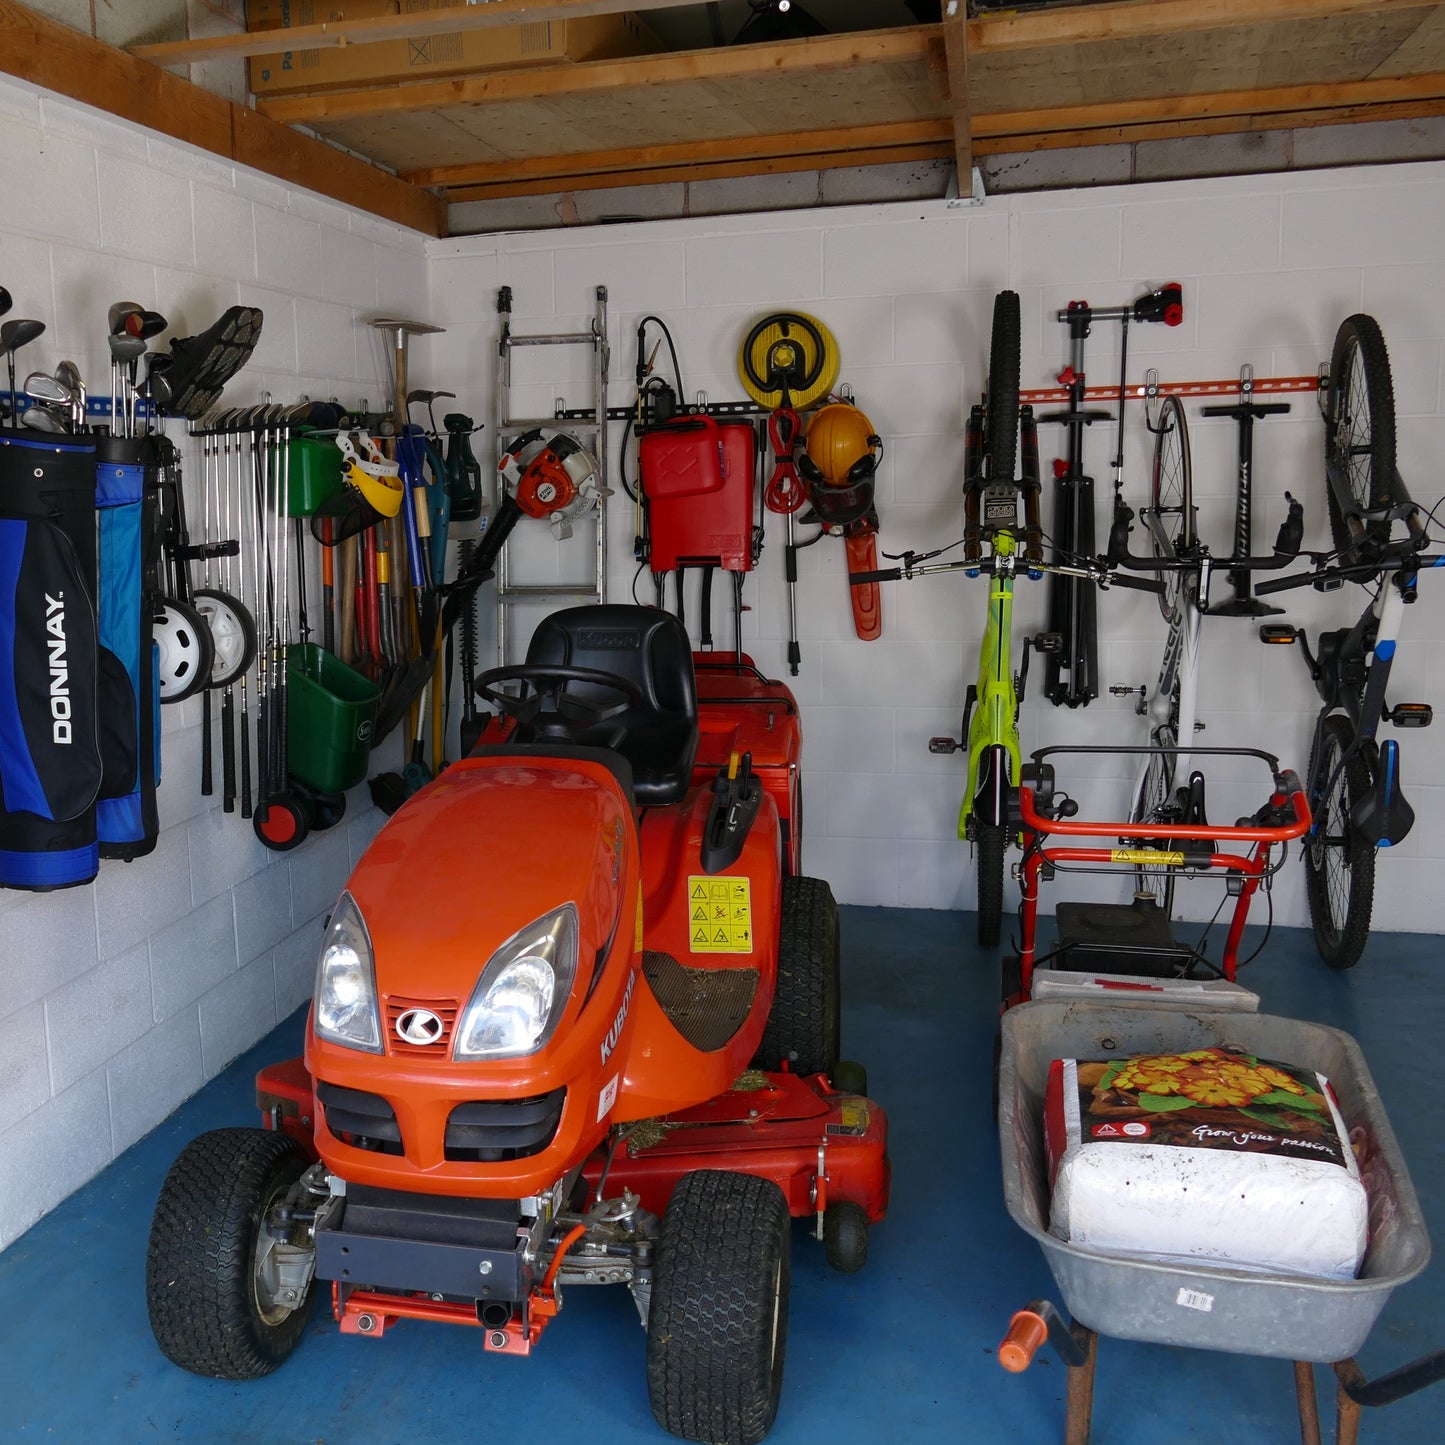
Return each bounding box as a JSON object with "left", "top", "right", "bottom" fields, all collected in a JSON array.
[
  {"left": 647, "top": 1170, "right": 791, "bottom": 1445},
  {"left": 823, "top": 1200, "right": 869, "bottom": 1275},
  {"left": 1304, "top": 713, "right": 1375, "bottom": 969},
  {"left": 752, "top": 875, "right": 840, "bottom": 1078},
  {"left": 292, "top": 781, "right": 346, "bottom": 832},
  {"left": 192, "top": 587, "right": 256, "bottom": 687},
  {"left": 154, "top": 598, "right": 215, "bottom": 703},
  {"left": 253, "top": 793, "right": 311, "bottom": 852},
  {"left": 145, "top": 1128, "right": 314, "bottom": 1379}
]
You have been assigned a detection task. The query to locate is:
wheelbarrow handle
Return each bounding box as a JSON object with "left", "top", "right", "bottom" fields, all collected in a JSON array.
[{"left": 998, "top": 1298, "right": 1091, "bottom": 1373}]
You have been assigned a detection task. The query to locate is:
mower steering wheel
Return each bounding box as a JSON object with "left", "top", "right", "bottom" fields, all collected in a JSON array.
[{"left": 476, "top": 664, "right": 643, "bottom": 740}]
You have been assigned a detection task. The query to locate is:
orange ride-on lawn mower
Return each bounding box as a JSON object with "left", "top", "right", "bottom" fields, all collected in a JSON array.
[{"left": 145, "top": 603, "right": 889, "bottom": 1445}]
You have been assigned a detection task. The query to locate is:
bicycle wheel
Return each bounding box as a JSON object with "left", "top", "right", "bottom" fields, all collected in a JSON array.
[
  {"left": 1325, "top": 315, "right": 1396, "bottom": 555},
  {"left": 985, "top": 290, "right": 1021, "bottom": 486},
  {"left": 1150, "top": 394, "right": 1194, "bottom": 626},
  {"left": 975, "top": 820, "right": 1007, "bottom": 949},
  {"left": 1131, "top": 730, "right": 1177, "bottom": 918},
  {"left": 1303, "top": 712, "right": 1375, "bottom": 969}
]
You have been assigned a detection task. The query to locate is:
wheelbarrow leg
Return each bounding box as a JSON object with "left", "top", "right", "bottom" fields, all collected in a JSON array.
[
  {"left": 1064, "top": 1325, "right": 1097, "bottom": 1445},
  {"left": 1293, "top": 1361, "right": 1324, "bottom": 1445},
  {"left": 1332, "top": 1360, "right": 1365, "bottom": 1445}
]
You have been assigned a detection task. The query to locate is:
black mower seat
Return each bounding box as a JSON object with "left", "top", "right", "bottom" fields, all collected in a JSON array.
[{"left": 524, "top": 605, "right": 699, "bottom": 807}]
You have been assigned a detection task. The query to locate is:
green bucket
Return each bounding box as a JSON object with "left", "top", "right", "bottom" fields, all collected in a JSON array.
[
  {"left": 288, "top": 433, "right": 343, "bottom": 516},
  {"left": 286, "top": 644, "right": 379, "bottom": 794}
]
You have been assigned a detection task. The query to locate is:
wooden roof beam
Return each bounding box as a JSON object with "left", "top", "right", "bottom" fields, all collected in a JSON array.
[
  {"left": 133, "top": 0, "right": 705, "bottom": 67},
  {"left": 941, "top": 1, "right": 971, "bottom": 186},
  {"left": 255, "top": 28, "right": 935, "bottom": 125},
  {"left": 411, "top": 120, "right": 954, "bottom": 189},
  {"left": 969, "top": 0, "right": 1440, "bottom": 54},
  {"left": 0, "top": 0, "right": 444, "bottom": 235},
  {"left": 974, "top": 69, "right": 1445, "bottom": 143}
]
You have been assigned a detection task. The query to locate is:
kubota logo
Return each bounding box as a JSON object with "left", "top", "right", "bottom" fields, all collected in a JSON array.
[
  {"left": 600, "top": 971, "right": 637, "bottom": 1066},
  {"left": 45, "top": 593, "right": 71, "bottom": 745},
  {"left": 395, "top": 1008, "right": 444, "bottom": 1046}
]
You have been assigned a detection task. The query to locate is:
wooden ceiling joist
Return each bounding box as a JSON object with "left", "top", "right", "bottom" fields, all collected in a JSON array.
[
  {"left": 0, "top": 0, "right": 444, "bottom": 235},
  {"left": 254, "top": 29, "right": 936, "bottom": 127},
  {"left": 941, "top": 2, "right": 972, "bottom": 181},
  {"left": 133, "top": 0, "right": 702, "bottom": 68}
]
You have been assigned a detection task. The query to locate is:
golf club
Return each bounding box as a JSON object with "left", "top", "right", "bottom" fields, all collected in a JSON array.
[{"left": 1, "top": 318, "right": 46, "bottom": 430}]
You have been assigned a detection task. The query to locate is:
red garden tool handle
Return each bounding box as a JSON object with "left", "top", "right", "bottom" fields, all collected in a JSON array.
[{"left": 764, "top": 406, "right": 806, "bottom": 514}]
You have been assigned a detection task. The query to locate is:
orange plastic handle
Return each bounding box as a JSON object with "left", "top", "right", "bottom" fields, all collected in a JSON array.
[{"left": 998, "top": 1310, "right": 1048, "bottom": 1373}]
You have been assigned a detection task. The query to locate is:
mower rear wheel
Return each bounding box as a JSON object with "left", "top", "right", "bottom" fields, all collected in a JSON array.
[
  {"left": 824, "top": 1200, "right": 869, "bottom": 1274},
  {"left": 146, "top": 1128, "right": 313, "bottom": 1379},
  {"left": 647, "top": 1170, "right": 791, "bottom": 1445},
  {"left": 752, "top": 875, "right": 840, "bottom": 1078}
]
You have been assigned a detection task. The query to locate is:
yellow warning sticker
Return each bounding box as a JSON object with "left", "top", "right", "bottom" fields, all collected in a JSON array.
[
  {"left": 687, "top": 876, "right": 753, "bottom": 954},
  {"left": 1110, "top": 848, "right": 1185, "bottom": 866}
]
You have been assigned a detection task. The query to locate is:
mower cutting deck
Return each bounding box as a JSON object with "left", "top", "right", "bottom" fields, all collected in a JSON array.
[{"left": 146, "top": 606, "right": 887, "bottom": 1445}]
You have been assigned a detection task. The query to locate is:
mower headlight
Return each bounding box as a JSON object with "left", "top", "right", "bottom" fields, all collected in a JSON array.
[
  {"left": 455, "top": 904, "right": 578, "bottom": 1060},
  {"left": 314, "top": 892, "right": 382, "bottom": 1053}
]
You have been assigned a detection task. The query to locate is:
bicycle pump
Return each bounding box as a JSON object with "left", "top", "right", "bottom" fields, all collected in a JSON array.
[
  {"left": 1204, "top": 365, "right": 1291, "bottom": 617},
  {"left": 1041, "top": 285, "right": 1184, "bottom": 707}
]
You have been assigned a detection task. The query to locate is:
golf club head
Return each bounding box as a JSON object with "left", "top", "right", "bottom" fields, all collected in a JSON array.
[
  {"left": 108, "top": 300, "right": 144, "bottom": 336},
  {"left": 406, "top": 389, "right": 456, "bottom": 405},
  {"left": 141, "top": 355, "right": 176, "bottom": 408},
  {"left": 107, "top": 332, "right": 146, "bottom": 364},
  {"left": 0, "top": 318, "right": 46, "bottom": 357},
  {"left": 54, "top": 360, "right": 84, "bottom": 395},
  {"left": 0, "top": 288, "right": 11, "bottom": 318},
  {"left": 24, "top": 373, "right": 70, "bottom": 406},
  {"left": 135, "top": 310, "right": 168, "bottom": 342},
  {"left": 21, "top": 402, "right": 69, "bottom": 434}
]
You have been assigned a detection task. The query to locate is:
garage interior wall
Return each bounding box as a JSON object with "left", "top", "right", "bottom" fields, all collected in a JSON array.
[
  {"left": 2, "top": 66, "right": 1444, "bottom": 1251},
  {"left": 426, "top": 164, "right": 1445, "bottom": 929},
  {"left": 0, "top": 71, "right": 424, "bottom": 1251}
]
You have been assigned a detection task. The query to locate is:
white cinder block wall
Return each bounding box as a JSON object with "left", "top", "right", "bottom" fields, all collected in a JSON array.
[
  {"left": 0, "top": 72, "right": 423, "bottom": 1250},
  {"left": 5, "top": 62, "right": 1445, "bottom": 1251},
  {"left": 424, "top": 163, "right": 1445, "bottom": 935}
]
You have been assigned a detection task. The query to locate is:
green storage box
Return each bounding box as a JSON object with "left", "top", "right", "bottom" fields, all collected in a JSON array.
[
  {"left": 286, "top": 644, "right": 379, "bottom": 794},
  {"left": 288, "top": 433, "right": 343, "bottom": 516}
]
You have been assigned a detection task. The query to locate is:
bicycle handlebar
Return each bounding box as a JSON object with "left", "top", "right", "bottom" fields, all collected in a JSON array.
[
  {"left": 848, "top": 553, "right": 1165, "bottom": 594},
  {"left": 1255, "top": 551, "right": 1445, "bottom": 595},
  {"left": 1106, "top": 493, "right": 1304, "bottom": 571}
]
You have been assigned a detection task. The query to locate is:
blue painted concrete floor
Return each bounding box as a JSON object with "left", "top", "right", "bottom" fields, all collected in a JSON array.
[{"left": 1, "top": 905, "right": 1442, "bottom": 1445}]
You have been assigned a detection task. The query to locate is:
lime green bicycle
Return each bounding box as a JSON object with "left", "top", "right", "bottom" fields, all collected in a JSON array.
[{"left": 853, "top": 291, "right": 1154, "bottom": 945}]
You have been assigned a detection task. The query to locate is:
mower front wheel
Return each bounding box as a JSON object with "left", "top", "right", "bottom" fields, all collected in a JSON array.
[
  {"left": 146, "top": 1128, "right": 314, "bottom": 1379},
  {"left": 647, "top": 1170, "right": 791, "bottom": 1445},
  {"left": 752, "top": 874, "right": 840, "bottom": 1078},
  {"left": 824, "top": 1200, "right": 869, "bottom": 1274}
]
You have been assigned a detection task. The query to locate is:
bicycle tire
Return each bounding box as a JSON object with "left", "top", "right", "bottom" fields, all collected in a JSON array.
[
  {"left": 1131, "top": 732, "right": 1177, "bottom": 919},
  {"left": 1150, "top": 394, "right": 1194, "bottom": 626},
  {"left": 985, "top": 291, "right": 1021, "bottom": 488},
  {"left": 1325, "top": 315, "right": 1396, "bottom": 556},
  {"left": 1303, "top": 712, "right": 1375, "bottom": 969},
  {"left": 976, "top": 820, "right": 1007, "bottom": 948}
]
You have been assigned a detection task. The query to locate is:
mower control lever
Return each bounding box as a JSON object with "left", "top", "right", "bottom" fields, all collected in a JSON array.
[{"left": 701, "top": 751, "right": 762, "bottom": 875}]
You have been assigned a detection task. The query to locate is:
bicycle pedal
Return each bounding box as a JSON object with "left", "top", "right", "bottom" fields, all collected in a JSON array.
[
  {"left": 928, "top": 736, "right": 961, "bottom": 754},
  {"left": 1031, "top": 632, "right": 1063, "bottom": 653},
  {"left": 1108, "top": 684, "right": 1142, "bottom": 696},
  {"left": 1390, "top": 703, "right": 1433, "bottom": 728},
  {"left": 1258, "top": 624, "right": 1298, "bottom": 644}
]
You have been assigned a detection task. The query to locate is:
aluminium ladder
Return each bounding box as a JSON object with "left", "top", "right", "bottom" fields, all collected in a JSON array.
[{"left": 492, "top": 284, "right": 610, "bottom": 663}]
